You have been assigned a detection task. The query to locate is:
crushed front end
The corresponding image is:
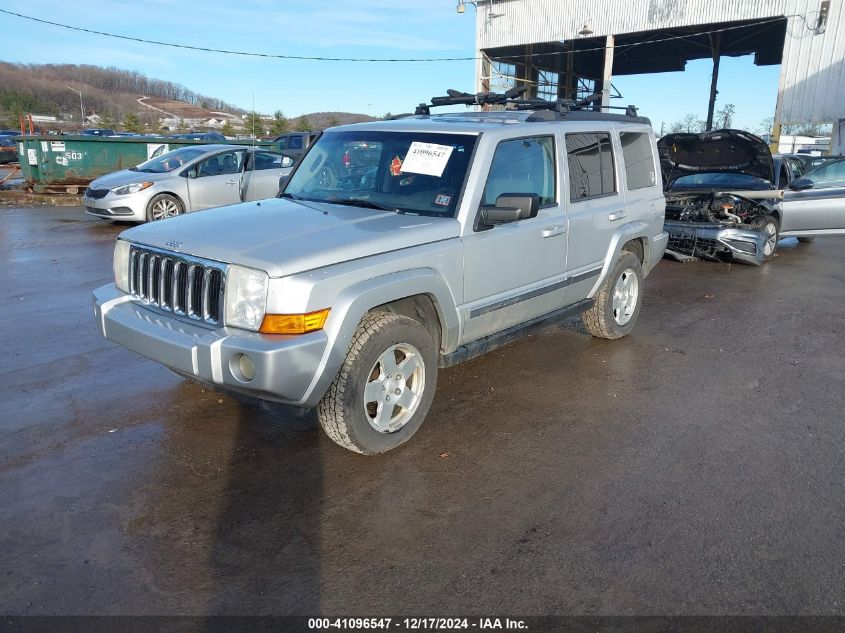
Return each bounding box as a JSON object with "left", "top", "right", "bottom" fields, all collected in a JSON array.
[{"left": 664, "top": 192, "right": 772, "bottom": 265}]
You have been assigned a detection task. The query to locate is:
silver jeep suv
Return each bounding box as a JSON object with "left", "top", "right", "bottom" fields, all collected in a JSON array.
[{"left": 93, "top": 92, "right": 668, "bottom": 454}]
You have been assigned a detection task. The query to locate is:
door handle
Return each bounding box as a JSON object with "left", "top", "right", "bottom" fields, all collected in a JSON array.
[
  {"left": 541, "top": 225, "right": 567, "bottom": 238},
  {"left": 226, "top": 180, "right": 237, "bottom": 185},
  {"left": 608, "top": 210, "right": 627, "bottom": 221}
]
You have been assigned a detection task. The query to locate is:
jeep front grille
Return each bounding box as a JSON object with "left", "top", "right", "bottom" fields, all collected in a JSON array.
[{"left": 128, "top": 246, "right": 225, "bottom": 325}]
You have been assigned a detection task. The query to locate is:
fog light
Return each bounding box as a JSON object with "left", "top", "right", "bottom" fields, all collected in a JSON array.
[
  {"left": 725, "top": 239, "right": 757, "bottom": 254},
  {"left": 231, "top": 353, "right": 255, "bottom": 382}
]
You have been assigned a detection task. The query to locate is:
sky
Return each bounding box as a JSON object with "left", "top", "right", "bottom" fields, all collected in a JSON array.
[{"left": 1, "top": 0, "right": 780, "bottom": 132}]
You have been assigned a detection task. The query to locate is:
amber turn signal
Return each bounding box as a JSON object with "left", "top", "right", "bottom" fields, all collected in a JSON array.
[{"left": 259, "top": 309, "right": 330, "bottom": 335}]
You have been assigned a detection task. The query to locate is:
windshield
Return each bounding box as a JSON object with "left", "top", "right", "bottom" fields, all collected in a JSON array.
[
  {"left": 132, "top": 147, "right": 206, "bottom": 173},
  {"left": 283, "top": 130, "right": 478, "bottom": 217},
  {"left": 669, "top": 172, "right": 773, "bottom": 190}
]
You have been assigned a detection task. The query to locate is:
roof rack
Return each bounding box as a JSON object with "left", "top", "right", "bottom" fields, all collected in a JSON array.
[{"left": 414, "top": 88, "right": 640, "bottom": 119}]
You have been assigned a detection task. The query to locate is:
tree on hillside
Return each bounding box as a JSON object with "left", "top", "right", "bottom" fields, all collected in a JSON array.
[
  {"left": 122, "top": 112, "right": 142, "bottom": 133},
  {"left": 269, "top": 110, "right": 288, "bottom": 136},
  {"left": 98, "top": 111, "right": 116, "bottom": 129},
  {"left": 295, "top": 115, "right": 311, "bottom": 132},
  {"left": 175, "top": 118, "right": 190, "bottom": 133},
  {"left": 244, "top": 111, "right": 265, "bottom": 136},
  {"left": 382, "top": 112, "right": 393, "bottom": 120},
  {"left": 328, "top": 116, "right": 340, "bottom": 127},
  {"left": 221, "top": 120, "right": 235, "bottom": 137}
]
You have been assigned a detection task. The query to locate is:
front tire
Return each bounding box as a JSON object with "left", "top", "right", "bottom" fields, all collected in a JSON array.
[
  {"left": 317, "top": 311, "right": 438, "bottom": 454},
  {"left": 146, "top": 193, "right": 183, "bottom": 222},
  {"left": 582, "top": 250, "right": 644, "bottom": 340},
  {"left": 752, "top": 214, "right": 780, "bottom": 261}
]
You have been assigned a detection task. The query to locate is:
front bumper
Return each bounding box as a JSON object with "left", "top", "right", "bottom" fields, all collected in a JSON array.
[
  {"left": 664, "top": 220, "right": 766, "bottom": 266},
  {"left": 83, "top": 192, "right": 149, "bottom": 222},
  {"left": 93, "top": 284, "right": 327, "bottom": 405}
]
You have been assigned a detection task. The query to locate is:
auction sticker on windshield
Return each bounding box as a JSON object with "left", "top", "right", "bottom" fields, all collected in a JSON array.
[{"left": 401, "top": 142, "right": 454, "bottom": 177}]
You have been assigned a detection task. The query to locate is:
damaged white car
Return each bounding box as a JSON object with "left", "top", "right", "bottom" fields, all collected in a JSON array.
[{"left": 659, "top": 130, "right": 782, "bottom": 265}]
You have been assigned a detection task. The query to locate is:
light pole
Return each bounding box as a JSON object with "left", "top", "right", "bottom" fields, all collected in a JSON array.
[{"left": 66, "top": 86, "right": 84, "bottom": 126}]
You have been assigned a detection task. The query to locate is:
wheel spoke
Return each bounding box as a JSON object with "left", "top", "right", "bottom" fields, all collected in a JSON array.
[
  {"left": 374, "top": 402, "right": 394, "bottom": 431},
  {"left": 364, "top": 380, "right": 383, "bottom": 404},
  {"left": 379, "top": 348, "right": 398, "bottom": 376},
  {"left": 397, "top": 352, "right": 421, "bottom": 376},
  {"left": 395, "top": 389, "right": 415, "bottom": 410}
]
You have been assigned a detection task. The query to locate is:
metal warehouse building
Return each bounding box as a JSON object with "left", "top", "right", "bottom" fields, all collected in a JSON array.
[{"left": 467, "top": 0, "right": 844, "bottom": 149}]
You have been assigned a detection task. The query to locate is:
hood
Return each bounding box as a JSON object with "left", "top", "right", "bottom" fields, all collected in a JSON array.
[
  {"left": 657, "top": 129, "right": 774, "bottom": 189},
  {"left": 89, "top": 169, "right": 172, "bottom": 189},
  {"left": 119, "top": 198, "right": 460, "bottom": 278}
]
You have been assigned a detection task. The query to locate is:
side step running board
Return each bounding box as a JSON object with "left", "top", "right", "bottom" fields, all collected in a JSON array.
[{"left": 439, "top": 298, "right": 594, "bottom": 368}]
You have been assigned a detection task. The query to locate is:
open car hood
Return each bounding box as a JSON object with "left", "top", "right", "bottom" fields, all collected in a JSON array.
[{"left": 657, "top": 129, "right": 774, "bottom": 190}]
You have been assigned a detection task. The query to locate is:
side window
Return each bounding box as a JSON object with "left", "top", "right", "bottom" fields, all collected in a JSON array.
[
  {"left": 252, "top": 152, "right": 287, "bottom": 171},
  {"left": 289, "top": 136, "right": 304, "bottom": 150},
  {"left": 619, "top": 132, "right": 656, "bottom": 190},
  {"left": 566, "top": 132, "right": 617, "bottom": 201},
  {"left": 779, "top": 163, "right": 790, "bottom": 187},
  {"left": 196, "top": 151, "right": 242, "bottom": 177},
  {"left": 808, "top": 160, "right": 845, "bottom": 186},
  {"left": 481, "top": 136, "right": 556, "bottom": 207}
]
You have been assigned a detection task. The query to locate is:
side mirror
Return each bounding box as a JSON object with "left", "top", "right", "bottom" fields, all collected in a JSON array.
[
  {"left": 278, "top": 175, "right": 290, "bottom": 192},
  {"left": 790, "top": 178, "right": 814, "bottom": 191},
  {"left": 480, "top": 193, "right": 540, "bottom": 225}
]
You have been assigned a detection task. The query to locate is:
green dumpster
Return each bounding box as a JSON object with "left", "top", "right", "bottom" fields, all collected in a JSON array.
[{"left": 16, "top": 136, "right": 272, "bottom": 194}]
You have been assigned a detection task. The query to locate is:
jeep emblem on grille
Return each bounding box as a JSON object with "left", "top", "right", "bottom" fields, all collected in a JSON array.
[{"left": 165, "top": 240, "right": 183, "bottom": 249}]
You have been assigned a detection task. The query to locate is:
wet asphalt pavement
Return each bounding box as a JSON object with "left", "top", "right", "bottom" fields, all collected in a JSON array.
[{"left": 1, "top": 206, "right": 844, "bottom": 616}]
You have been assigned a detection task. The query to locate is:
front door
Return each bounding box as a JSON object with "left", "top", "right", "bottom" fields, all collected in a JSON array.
[
  {"left": 781, "top": 159, "right": 845, "bottom": 235},
  {"left": 241, "top": 150, "right": 296, "bottom": 201},
  {"left": 186, "top": 149, "right": 245, "bottom": 211},
  {"left": 461, "top": 135, "right": 568, "bottom": 344}
]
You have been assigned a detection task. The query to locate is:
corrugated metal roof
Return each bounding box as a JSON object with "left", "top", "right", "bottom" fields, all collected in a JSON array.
[{"left": 475, "top": 0, "right": 845, "bottom": 123}]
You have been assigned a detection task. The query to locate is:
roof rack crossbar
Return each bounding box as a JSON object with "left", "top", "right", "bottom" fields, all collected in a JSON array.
[{"left": 414, "top": 89, "right": 639, "bottom": 118}]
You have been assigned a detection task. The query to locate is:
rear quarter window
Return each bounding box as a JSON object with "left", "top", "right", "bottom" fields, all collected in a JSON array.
[{"left": 619, "top": 132, "right": 657, "bottom": 190}]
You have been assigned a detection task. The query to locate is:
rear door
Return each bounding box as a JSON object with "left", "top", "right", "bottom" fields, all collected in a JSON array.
[
  {"left": 185, "top": 149, "right": 246, "bottom": 211},
  {"left": 781, "top": 159, "right": 845, "bottom": 234},
  {"left": 562, "top": 127, "right": 625, "bottom": 301},
  {"left": 241, "top": 151, "right": 296, "bottom": 201}
]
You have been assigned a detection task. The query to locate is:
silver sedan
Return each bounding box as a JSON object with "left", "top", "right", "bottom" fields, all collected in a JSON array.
[
  {"left": 781, "top": 157, "right": 845, "bottom": 240},
  {"left": 83, "top": 144, "right": 295, "bottom": 222}
]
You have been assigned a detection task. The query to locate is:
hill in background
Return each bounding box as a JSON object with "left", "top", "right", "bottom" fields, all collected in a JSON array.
[{"left": 0, "top": 62, "right": 376, "bottom": 135}]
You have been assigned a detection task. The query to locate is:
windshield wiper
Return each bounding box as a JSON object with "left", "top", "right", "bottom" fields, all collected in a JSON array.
[{"left": 328, "top": 198, "right": 403, "bottom": 213}]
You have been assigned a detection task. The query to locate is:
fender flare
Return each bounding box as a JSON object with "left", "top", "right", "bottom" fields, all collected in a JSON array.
[
  {"left": 296, "top": 268, "right": 460, "bottom": 408},
  {"left": 587, "top": 221, "right": 651, "bottom": 298}
]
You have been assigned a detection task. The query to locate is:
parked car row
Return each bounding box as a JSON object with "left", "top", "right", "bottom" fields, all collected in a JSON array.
[{"left": 0, "top": 135, "right": 18, "bottom": 164}]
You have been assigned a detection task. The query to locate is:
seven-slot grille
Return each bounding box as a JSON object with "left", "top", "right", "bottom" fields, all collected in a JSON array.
[{"left": 128, "top": 246, "right": 225, "bottom": 325}]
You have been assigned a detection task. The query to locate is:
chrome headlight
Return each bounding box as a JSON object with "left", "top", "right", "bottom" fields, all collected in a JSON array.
[
  {"left": 224, "top": 265, "right": 269, "bottom": 331},
  {"left": 111, "top": 181, "right": 153, "bottom": 196},
  {"left": 113, "top": 239, "right": 131, "bottom": 293}
]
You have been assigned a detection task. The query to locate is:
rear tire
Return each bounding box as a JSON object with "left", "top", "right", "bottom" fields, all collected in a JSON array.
[
  {"left": 582, "top": 250, "right": 644, "bottom": 340},
  {"left": 146, "top": 193, "right": 183, "bottom": 222},
  {"left": 798, "top": 236, "right": 816, "bottom": 243},
  {"left": 317, "top": 311, "right": 438, "bottom": 455},
  {"left": 752, "top": 214, "right": 780, "bottom": 261}
]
